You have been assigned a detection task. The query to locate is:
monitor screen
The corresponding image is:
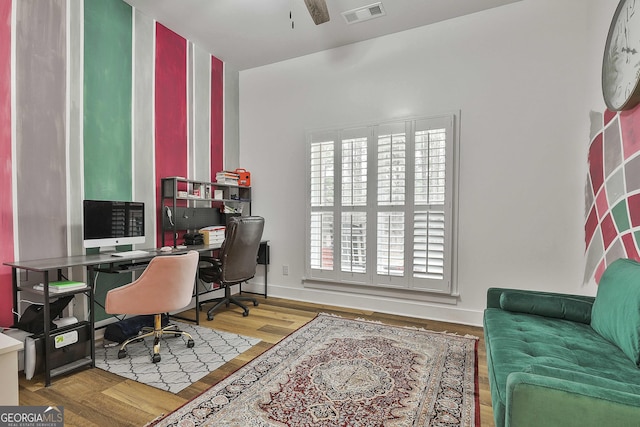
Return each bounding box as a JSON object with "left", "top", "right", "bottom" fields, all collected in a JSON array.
[{"left": 83, "top": 200, "right": 145, "bottom": 248}]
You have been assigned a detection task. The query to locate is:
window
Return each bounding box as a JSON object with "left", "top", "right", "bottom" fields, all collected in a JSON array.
[{"left": 306, "top": 114, "right": 457, "bottom": 293}]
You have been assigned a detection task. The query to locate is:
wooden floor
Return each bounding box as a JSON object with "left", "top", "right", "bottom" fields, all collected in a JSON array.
[{"left": 18, "top": 296, "right": 495, "bottom": 427}]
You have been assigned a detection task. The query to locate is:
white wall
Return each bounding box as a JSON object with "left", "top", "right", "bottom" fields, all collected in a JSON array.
[{"left": 239, "top": 0, "right": 618, "bottom": 326}]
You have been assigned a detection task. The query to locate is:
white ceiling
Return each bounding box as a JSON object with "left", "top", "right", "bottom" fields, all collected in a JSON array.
[{"left": 122, "top": 0, "right": 522, "bottom": 71}]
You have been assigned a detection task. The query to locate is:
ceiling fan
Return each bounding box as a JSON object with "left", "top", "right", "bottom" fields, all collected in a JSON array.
[{"left": 304, "top": 0, "right": 330, "bottom": 25}]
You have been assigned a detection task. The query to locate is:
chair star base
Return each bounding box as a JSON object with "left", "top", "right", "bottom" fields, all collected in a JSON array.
[
  {"left": 199, "top": 286, "right": 259, "bottom": 320},
  {"left": 116, "top": 313, "right": 195, "bottom": 363}
]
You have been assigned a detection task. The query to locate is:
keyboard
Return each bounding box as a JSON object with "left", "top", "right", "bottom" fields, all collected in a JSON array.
[{"left": 110, "top": 250, "right": 150, "bottom": 258}]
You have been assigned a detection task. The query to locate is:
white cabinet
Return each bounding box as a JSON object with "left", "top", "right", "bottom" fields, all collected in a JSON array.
[{"left": 0, "top": 333, "right": 23, "bottom": 405}]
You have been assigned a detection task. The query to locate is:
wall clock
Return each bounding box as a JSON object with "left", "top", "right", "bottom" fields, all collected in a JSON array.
[{"left": 602, "top": 0, "right": 640, "bottom": 111}]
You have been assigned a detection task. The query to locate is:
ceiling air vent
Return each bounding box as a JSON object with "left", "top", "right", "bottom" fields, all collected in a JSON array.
[{"left": 341, "top": 2, "right": 386, "bottom": 25}]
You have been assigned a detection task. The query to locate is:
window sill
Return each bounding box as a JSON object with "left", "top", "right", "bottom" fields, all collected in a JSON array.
[{"left": 302, "top": 278, "right": 459, "bottom": 305}]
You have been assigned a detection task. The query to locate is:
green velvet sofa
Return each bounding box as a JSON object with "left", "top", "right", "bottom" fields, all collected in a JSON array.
[{"left": 484, "top": 258, "right": 640, "bottom": 427}]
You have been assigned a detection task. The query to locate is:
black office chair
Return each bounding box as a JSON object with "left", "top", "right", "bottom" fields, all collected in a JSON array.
[{"left": 198, "top": 216, "right": 265, "bottom": 320}]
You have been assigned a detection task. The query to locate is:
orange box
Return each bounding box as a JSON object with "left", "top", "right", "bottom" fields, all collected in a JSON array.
[{"left": 234, "top": 168, "right": 251, "bottom": 186}]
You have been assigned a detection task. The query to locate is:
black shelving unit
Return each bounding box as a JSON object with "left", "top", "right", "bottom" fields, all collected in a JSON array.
[
  {"left": 160, "top": 177, "right": 251, "bottom": 247},
  {"left": 13, "top": 269, "right": 94, "bottom": 387}
]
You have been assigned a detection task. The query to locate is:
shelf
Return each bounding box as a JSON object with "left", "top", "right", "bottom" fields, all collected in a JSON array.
[
  {"left": 175, "top": 197, "right": 249, "bottom": 203},
  {"left": 50, "top": 357, "right": 93, "bottom": 378},
  {"left": 18, "top": 284, "right": 90, "bottom": 297}
]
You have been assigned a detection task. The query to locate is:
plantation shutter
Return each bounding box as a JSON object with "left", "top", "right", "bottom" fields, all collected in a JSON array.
[
  {"left": 306, "top": 114, "right": 456, "bottom": 294},
  {"left": 411, "top": 117, "right": 453, "bottom": 291},
  {"left": 338, "top": 128, "right": 369, "bottom": 282},
  {"left": 309, "top": 134, "right": 336, "bottom": 279}
]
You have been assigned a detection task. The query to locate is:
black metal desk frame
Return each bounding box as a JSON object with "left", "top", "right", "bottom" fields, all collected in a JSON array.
[{"left": 5, "top": 242, "right": 269, "bottom": 386}]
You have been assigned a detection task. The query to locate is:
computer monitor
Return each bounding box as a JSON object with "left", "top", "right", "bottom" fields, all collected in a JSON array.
[{"left": 83, "top": 200, "right": 145, "bottom": 249}]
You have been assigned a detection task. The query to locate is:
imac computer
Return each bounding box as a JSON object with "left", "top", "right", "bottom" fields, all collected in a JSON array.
[{"left": 83, "top": 200, "right": 145, "bottom": 249}]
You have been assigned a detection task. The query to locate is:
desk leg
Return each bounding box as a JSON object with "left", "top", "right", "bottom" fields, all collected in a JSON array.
[
  {"left": 43, "top": 271, "right": 51, "bottom": 387},
  {"left": 194, "top": 274, "right": 200, "bottom": 325},
  {"left": 11, "top": 268, "right": 18, "bottom": 325},
  {"left": 88, "top": 266, "right": 96, "bottom": 368}
]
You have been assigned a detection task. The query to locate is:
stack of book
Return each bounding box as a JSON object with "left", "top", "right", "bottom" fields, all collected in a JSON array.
[
  {"left": 215, "top": 171, "right": 239, "bottom": 185},
  {"left": 33, "top": 280, "right": 86, "bottom": 294},
  {"left": 200, "top": 226, "right": 226, "bottom": 246}
]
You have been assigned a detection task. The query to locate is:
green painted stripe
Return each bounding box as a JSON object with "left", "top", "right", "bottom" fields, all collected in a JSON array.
[{"left": 84, "top": 0, "right": 132, "bottom": 201}]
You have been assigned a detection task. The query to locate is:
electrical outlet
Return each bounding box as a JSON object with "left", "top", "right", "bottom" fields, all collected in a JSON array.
[{"left": 282, "top": 265, "right": 289, "bottom": 276}]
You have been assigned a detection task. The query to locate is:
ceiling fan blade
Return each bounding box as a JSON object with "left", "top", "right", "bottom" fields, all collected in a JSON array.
[{"left": 304, "top": 0, "right": 330, "bottom": 25}]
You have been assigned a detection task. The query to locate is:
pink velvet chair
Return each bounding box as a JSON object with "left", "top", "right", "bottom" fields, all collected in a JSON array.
[{"left": 105, "top": 250, "right": 199, "bottom": 363}]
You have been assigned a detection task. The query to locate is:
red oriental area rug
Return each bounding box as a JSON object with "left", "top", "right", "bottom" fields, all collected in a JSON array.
[{"left": 149, "top": 313, "right": 479, "bottom": 426}]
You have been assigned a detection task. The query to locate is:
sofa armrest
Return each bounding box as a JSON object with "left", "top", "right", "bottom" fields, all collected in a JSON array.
[
  {"left": 505, "top": 372, "right": 640, "bottom": 427},
  {"left": 487, "top": 287, "right": 508, "bottom": 308}
]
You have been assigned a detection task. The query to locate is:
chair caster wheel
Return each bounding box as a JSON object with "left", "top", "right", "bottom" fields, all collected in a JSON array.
[
  {"left": 253, "top": 301, "right": 259, "bottom": 306},
  {"left": 207, "top": 314, "right": 214, "bottom": 321},
  {"left": 187, "top": 339, "right": 194, "bottom": 348},
  {"left": 118, "top": 349, "right": 127, "bottom": 359},
  {"left": 242, "top": 311, "right": 249, "bottom": 317},
  {"left": 152, "top": 354, "right": 161, "bottom": 363}
]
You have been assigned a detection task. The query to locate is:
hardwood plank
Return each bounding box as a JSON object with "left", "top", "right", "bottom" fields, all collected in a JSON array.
[{"left": 18, "top": 296, "right": 494, "bottom": 427}]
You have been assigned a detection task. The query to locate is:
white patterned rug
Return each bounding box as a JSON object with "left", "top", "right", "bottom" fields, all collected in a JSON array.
[
  {"left": 95, "top": 321, "right": 260, "bottom": 393},
  {"left": 148, "top": 314, "right": 479, "bottom": 426}
]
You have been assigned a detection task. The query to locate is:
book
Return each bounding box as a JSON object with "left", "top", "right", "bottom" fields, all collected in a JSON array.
[
  {"left": 215, "top": 171, "right": 240, "bottom": 185},
  {"left": 216, "top": 170, "right": 239, "bottom": 178},
  {"left": 34, "top": 280, "right": 86, "bottom": 293}
]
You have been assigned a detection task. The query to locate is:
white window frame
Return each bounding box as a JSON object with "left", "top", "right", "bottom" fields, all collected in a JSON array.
[{"left": 305, "top": 113, "right": 458, "bottom": 295}]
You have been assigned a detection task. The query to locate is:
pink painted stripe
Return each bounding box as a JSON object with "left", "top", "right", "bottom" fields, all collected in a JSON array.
[
  {"left": 621, "top": 106, "right": 640, "bottom": 160},
  {"left": 155, "top": 23, "right": 187, "bottom": 245},
  {"left": 211, "top": 56, "right": 223, "bottom": 178},
  {"left": 0, "top": 0, "right": 14, "bottom": 327}
]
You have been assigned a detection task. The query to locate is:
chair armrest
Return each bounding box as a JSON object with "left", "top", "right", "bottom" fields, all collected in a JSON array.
[
  {"left": 505, "top": 372, "right": 640, "bottom": 427},
  {"left": 198, "top": 256, "right": 222, "bottom": 283},
  {"left": 199, "top": 256, "right": 221, "bottom": 267}
]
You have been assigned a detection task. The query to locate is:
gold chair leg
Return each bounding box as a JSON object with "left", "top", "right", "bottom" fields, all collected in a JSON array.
[
  {"left": 117, "top": 328, "right": 155, "bottom": 359},
  {"left": 115, "top": 314, "right": 196, "bottom": 362},
  {"left": 152, "top": 314, "right": 163, "bottom": 362}
]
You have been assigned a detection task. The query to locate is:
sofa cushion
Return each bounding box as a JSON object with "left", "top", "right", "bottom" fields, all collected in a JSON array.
[
  {"left": 499, "top": 291, "right": 592, "bottom": 323},
  {"left": 591, "top": 258, "right": 640, "bottom": 366}
]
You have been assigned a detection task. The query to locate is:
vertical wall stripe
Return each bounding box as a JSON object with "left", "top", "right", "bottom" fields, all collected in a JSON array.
[
  {"left": 133, "top": 10, "right": 155, "bottom": 247},
  {"left": 83, "top": 0, "right": 132, "bottom": 201},
  {"left": 16, "top": 0, "right": 67, "bottom": 260},
  {"left": 224, "top": 64, "right": 240, "bottom": 169},
  {"left": 0, "top": 0, "right": 13, "bottom": 327},
  {"left": 68, "top": 0, "right": 83, "bottom": 252},
  {"left": 187, "top": 42, "right": 194, "bottom": 179},
  {"left": 194, "top": 44, "right": 211, "bottom": 182},
  {"left": 84, "top": 0, "right": 133, "bottom": 321},
  {"left": 155, "top": 23, "right": 187, "bottom": 245},
  {"left": 211, "top": 56, "right": 223, "bottom": 177},
  {"left": 67, "top": 0, "right": 86, "bottom": 316}
]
